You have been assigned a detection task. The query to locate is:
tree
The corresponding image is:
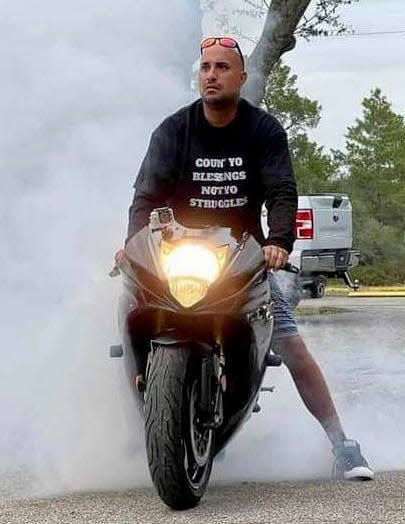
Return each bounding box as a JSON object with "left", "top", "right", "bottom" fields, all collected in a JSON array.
[
  {"left": 345, "top": 88, "right": 405, "bottom": 283},
  {"left": 263, "top": 61, "right": 337, "bottom": 192},
  {"left": 263, "top": 60, "right": 321, "bottom": 136},
  {"left": 345, "top": 88, "right": 405, "bottom": 226},
  {"left": 290, "top": 134, "right": 338, "bottom": 192},
  {"left": 244, "top": 0, "right": 358, "bottom": 103},
  {"left": 201, "top": 1, "right": 359, "bottom": 104}
]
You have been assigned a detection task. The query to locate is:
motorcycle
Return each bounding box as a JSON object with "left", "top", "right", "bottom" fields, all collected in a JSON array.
[{"left": 110, "top": 207, "right": 297, "bottom": 509}]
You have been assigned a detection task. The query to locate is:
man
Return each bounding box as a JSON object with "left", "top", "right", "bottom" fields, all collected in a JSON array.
[{"left": 119, "top": 36, "right": 374, "bottom": 480}]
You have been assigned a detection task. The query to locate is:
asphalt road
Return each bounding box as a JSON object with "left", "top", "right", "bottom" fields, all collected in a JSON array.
[
  {"left": 300, "top": 295, "right": 405, "bottom": 310},
  {"left": 1, "top": 472, "right": 404, "bottom": 524},
  {"left": 2, "top": 296, "right": 405, "bottom": 523}
]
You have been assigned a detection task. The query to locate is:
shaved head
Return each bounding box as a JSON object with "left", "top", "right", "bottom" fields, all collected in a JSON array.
[
  {"left": 201, "top": 43, "right": 245, "bottom": 71},
  {"left": 199, "top": 43, "right": 247, "bottom": 109}
]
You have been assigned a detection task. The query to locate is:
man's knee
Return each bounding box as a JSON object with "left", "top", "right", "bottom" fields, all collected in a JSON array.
[
  {"left": 273, "top": 334, "right": 315, "bottom": 372},
  {"left": 273, "top": 333, "right": 303, "bottom": 355}
]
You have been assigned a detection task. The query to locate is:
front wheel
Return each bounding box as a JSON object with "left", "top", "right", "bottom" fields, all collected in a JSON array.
[{"left": 144, "top": 346, "right": 214, "bottom": 509}]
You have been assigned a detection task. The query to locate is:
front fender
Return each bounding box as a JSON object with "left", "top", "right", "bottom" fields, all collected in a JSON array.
[{"left": 151, "top": 329, "right": 213, "bottom": 355}]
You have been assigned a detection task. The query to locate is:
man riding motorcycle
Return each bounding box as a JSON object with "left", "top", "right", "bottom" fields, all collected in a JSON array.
[{"left": 116, "top": 36, "right": 373, "bottom": 481}]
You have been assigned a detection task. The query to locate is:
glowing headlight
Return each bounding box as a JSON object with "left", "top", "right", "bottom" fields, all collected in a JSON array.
[{"left": 160, "top": 243, "right": 227, "bottom": 307}]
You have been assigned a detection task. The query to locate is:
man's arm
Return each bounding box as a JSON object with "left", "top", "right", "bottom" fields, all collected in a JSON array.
[
  {"left": 259, "top": 124, "right": 298, "bottom": 255},
  {"left": 127, "top": 121, "right": 177, "bottom": 242}
]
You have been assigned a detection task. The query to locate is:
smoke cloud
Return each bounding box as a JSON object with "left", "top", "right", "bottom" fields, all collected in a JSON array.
[
  {"left": 213, "top": 308, "right": 405, "bottom": 483},
  {"left": 0, "top": 0, "right": 200, "bottom": 497}
]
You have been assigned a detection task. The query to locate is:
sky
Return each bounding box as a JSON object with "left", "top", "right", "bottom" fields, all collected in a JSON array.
[
  {"left": 0, "top": 0, "right": 404, "bottom": 497},
  {"left": 287, "top": 0, "right": 405, "bottom": 148},
  {"left": 204, "top": 0, "right": 405, "bottom": 149}
]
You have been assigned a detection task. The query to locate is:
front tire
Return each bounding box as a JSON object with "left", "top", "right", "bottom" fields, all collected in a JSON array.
[{"left": 144, "top": 346, "right": 214, "bottom": 509}]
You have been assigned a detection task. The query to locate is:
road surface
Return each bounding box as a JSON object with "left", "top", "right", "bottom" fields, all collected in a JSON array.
[
  {"left": 2, "top": 296, "right": 405, "bottom": 523},
  {"left": 1, "top": 472, "right": 404, "bottom": 524}
]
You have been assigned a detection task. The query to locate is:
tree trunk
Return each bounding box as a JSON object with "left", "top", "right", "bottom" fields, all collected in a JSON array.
[
  {"left": 172, "top": 0, "right": 203, "bottom": 89},
  {"left": 244, "top": 0, "right": 312, "bottom": 105}
]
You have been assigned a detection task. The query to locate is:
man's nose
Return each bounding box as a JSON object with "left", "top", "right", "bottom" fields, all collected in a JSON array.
[{"left": 206, "top": 66, "right": 217, "bottom": 81}]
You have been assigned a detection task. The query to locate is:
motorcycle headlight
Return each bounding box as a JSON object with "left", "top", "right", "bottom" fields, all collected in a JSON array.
[{"left": 160, "top": 242, "right": 227, "bottom": 307}]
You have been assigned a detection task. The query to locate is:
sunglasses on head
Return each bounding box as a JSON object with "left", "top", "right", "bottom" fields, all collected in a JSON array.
[{"left": 200, "top": 37, "right": 245, "bottom": 68}]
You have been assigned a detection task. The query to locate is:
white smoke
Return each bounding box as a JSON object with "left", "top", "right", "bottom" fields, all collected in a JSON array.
[
  {"left": 212, "top": 307, "right": 405, "bottom": 483},
  {"left": 0, "top": 0, "right": 199, "bottom": 497}
]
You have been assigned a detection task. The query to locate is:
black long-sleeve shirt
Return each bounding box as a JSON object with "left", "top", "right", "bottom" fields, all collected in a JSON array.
[{"left": 127, "top": 98, "right": 298, "bottom": 253}]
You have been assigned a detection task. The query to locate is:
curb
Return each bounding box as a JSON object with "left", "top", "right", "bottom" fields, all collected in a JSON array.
[{"left": 347, "top": 291, "right": 405, "bottom": 297}]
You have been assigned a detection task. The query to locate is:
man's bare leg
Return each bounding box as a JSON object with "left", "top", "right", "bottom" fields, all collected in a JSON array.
[
  {"left": 273, "top": 334, "right": 346, "bottom": 446},
  {"left": 273, "top": 333, "right": 374, "bottom": 480}
]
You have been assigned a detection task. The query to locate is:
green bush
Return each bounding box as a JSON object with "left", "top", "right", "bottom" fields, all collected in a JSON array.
[{"left": 351, "top": 263, "right": 405, "bottom": 286}]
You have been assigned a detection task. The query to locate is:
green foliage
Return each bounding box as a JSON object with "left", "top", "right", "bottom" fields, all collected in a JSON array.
[
  {"left": 263, "top": 61, "right": 337, "bottom": 193},
  {"left": 351, "top": 264, "right": 405, "bottom": 286},
  {"left": 263, "top": 61, "right": 321, "bottom": 136},
  {"left": 263, "top": 67, "right": 405, "bottom": 283},
  {"left": 290, "top": 134, "right": 337, "bottom": 193},
  {"left": 345, "top": 88, "right": 405, "bottom": 282},
  {"left": 353, "top": 205, "right": 405, "bottom": 264},
  {"left": 346, "top": 88, "right": 405, "bottom": 226}
]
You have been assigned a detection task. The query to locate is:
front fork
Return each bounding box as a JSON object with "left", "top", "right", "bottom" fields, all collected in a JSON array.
[
  {"left": 141, "top": 337, "right": 225, "bottom": 430},
  {"left": 199, "top": 346, "right": 225, "bottom": 430}
]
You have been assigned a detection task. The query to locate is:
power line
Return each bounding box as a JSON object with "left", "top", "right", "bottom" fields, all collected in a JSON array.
[{"left": 318, "top": 29, "right": 405, "bottom": 38}]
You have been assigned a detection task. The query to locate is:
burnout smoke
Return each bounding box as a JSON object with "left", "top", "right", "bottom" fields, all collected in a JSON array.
[
  {"left": 212, "top": 310, "right": 405, "bottom": 483},
  {"left": 0, "top": 0, "right": 200, "bottom": 496}
]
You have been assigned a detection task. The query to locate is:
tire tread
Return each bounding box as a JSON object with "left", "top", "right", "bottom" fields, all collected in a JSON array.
[{"left": 145, "top": 346, "right": 212, "bottom": 509}]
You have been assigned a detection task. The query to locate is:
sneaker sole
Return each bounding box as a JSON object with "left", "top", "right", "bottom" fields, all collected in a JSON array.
[{"left": 344, "top": 466, "right": 374, "bottom": 481}]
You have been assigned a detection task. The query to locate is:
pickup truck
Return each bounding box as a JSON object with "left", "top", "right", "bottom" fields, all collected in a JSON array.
[{"left": 262, "top": 193, "right": 360, "bottom": 298}]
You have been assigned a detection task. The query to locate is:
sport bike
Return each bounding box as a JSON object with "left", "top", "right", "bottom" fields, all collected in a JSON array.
[{"left": 110, "top": 207, "right": 297, "bottom": 509}]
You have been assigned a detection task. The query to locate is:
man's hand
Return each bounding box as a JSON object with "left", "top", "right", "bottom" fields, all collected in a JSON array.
[
  {"left": 109, "top": 249, "right": 126, "bottom": 278},
  {"left": 263, "top": 245, "right": 289, "bottom": 271},
  {"left": 114, "top": 248, "right": 126, "bottom": 265}
]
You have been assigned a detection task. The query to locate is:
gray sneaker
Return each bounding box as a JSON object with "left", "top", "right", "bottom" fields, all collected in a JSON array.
[{"left": 332, "top": 439, "right": 374, "bottom": 481}]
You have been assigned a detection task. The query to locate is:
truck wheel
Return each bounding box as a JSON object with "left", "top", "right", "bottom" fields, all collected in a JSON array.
[{"left": 310, "top": 279, "right": 325, "bottom": 299}]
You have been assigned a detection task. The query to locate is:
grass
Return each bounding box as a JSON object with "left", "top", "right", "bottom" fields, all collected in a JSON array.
[{"left": 326, "top": 284, "right": 405, "bottom": 296}]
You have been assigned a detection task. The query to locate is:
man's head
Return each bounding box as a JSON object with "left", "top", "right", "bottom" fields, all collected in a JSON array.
[{"left": 199, "top": 36, "right": 247, "bottom": 108}]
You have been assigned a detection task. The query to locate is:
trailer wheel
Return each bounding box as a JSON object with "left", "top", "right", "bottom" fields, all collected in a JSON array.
[{"left": 310, "top": 278, "right": 326, "bottom": 299}]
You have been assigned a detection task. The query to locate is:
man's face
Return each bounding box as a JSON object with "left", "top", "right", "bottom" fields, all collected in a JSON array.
[{"left": 199, "top": 44, "right": 247, "bottom": 107}]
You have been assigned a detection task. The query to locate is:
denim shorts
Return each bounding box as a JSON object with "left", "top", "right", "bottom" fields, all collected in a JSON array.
[{"left": 268, "top": 272, "right": 299, "bottom": 342}]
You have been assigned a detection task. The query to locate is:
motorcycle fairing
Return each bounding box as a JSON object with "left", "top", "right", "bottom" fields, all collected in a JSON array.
[
  {"left": 119, "top": 215, "right": 275, "bottom": 452},
  {"left": 124, "top": 224, "right": 265, "bottom": 312}
]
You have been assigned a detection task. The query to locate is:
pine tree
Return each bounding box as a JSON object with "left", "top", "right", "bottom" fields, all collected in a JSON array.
[
  {"left": 345, "top": 89, "right": 405, "bottom": 283},
  {"left": 346, "top": 88, "right": 405, "bottom": 227}
]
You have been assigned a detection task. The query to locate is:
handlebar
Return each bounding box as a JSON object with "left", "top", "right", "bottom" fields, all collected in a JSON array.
[{"left": 282, "top": 262, "right": 299, "bottom": 274}]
